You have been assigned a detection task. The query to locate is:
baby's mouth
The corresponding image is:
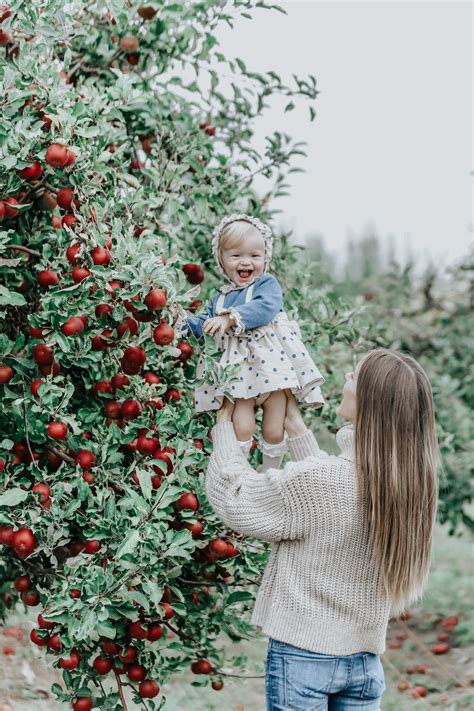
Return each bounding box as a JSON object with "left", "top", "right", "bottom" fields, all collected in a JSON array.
[{"left": 237, "top": 269, "right": 253, "bottom": 280}]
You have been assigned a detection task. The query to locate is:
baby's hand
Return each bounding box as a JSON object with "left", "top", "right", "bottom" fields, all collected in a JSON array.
[{"left": 203, "top": 314, "right": 234, "bottom": 336}]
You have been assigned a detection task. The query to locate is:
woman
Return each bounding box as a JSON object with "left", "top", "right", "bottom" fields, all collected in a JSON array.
[{"left": 205, "top": 349, "right": 439, "bottom": 710}]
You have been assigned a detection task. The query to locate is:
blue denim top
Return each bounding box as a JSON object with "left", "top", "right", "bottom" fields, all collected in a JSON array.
[{"left": 186, "top": 274, "right": 283, "bottom": 338}]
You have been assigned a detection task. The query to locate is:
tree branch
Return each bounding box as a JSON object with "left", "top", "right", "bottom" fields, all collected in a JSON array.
[
  {"left": 114, "top": 669, "right": 129, "bottom": 711},
  {"left": 5, "top": 244, "right": 42, "bottom": 258},
  {"left": 163, "top": 620, "right": 193, "bottom": 642},
  {"left": 45, "top": 444, "right": 76, "bottom": 466}
]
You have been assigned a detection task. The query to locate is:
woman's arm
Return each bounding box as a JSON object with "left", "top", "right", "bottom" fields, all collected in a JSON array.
[
  {"left": 284, "top": 391, "right": 322, "bottom": 460},
  {"left": 205, "top": 410, "right": 312, "bottom": 542}
]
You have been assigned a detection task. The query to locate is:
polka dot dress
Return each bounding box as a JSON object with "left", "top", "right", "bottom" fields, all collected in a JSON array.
[{"left": 194, "top": 288, "right": 325, "bottom": 413}]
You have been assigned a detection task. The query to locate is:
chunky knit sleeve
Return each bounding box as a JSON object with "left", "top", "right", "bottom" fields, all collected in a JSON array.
[
  {"left": 205, "top": 422, "right": 312, "bottom": 542},
  {"left": 288, "top": 429, "right": 324, "bottom": 461}
]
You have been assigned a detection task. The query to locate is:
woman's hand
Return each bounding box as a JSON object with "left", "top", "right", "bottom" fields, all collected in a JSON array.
[
  {"left": 284, "top": 390, "right": 308, "bottom": 438},
  {"left": 216, "top": 397, "right": 235, "bottom": 424}
]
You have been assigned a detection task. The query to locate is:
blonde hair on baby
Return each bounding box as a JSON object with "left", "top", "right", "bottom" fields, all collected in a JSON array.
[{"left": 218, "top": 220, "right": 263, "bottom": 255}]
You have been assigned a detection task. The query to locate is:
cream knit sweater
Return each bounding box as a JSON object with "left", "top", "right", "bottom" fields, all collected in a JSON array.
[{"left": 205, "top": 421, "right": 391, "bottom": 655}]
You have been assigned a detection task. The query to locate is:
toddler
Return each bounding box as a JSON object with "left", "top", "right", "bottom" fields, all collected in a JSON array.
[{"left": 185, "top": 214, "right": 325, "bottom": 471}]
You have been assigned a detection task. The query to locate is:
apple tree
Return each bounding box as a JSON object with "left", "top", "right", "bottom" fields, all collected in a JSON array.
[{"left": 0, "top": 1, "right": 359, "bottom": 709}]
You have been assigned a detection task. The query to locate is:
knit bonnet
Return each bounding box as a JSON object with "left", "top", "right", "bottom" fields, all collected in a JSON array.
[{"left": 212, "top": 214, "right": 273, "bottom": 285}]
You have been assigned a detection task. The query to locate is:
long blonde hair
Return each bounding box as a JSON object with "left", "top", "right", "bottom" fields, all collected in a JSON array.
[{"left": 355, "top": 349, "right": 439, "bottom": 615}]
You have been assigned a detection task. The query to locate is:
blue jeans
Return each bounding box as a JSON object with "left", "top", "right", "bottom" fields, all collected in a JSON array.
[{"left": 266, "top": 638, "right": 386, "bottom": 710}]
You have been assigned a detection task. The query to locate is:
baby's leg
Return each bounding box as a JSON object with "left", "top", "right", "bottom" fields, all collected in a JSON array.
[
  {"left": 260, "top": 391, "right": 288, "bottom": 472},
  {"left": 233, "top": 398, "right": 256, "bottom": 458}
]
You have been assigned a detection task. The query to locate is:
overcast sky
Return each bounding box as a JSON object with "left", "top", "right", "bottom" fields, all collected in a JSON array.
[{"left": 214, "top": 1, "right": 472, "bottom": 265}]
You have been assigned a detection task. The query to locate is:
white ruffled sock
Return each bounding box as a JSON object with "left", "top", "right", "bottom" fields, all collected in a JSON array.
[
  {"left": 237, "top": 439, "right": 253, "bottom": 459},
  {"left": 258, "top": 436, "right": 288, "bottom": 472}
]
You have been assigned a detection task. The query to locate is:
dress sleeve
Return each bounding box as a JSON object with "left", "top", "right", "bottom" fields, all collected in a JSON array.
[
  {"left": 205, "top": 422, "right": 313, "bottom": 542},
  {"left": 215, "top": 274, "right": 283, "bottom": 334},
  {"left": 184, "top": 294, "right": 217, "bottom": 338}
]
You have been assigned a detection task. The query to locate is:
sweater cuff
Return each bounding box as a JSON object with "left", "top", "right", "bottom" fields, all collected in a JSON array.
[
  {"left": 288, "top": 430, "right": 320, "bottom": 460},
  {"left": 211, "top": 421, "right": 241, "bottom": 452}
]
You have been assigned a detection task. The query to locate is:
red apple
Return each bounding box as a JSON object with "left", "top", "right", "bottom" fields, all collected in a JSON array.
[
  {"left": 128, "top": 620, "right": 147, "bottom": 640},
  {"left": 143, "top": 372, "right": 160, "bottom": 385},
  {"left": 116, "top": 317, "right": 138, "bottom": 338},
  {"left": 66, "top": 243, "right": 81, "bottom": 264},
  {"left": 37, "top": 614, "right": 55, "bottom": 630},
  {"left": 59, "top": 650, "right": 80, "bottom": 670},
  {"left": 73, "top": 698, "right": 93, "bottom": 711},
  {"left": 32, "top": 344, "right": 53, "bottom": 366},
  {"left": 14, "top": 576, "right": 32, "bottom": 592},
  {"left": 45, "top": 143, "right": 69, "bottom": 168},
  {"left": 0, "top": 526, "right": 14, "bottom": 546},
  {"left": 22, "top": 590, "right": 40, "bottom": 606},
  {"left": 76, "top": 450, "right": 96, "bottom": 469},
  {"left": 62, "top": 214, "right": 76, "bottom": 228},
  {"left": 104, "top": 401, "right": 122, "bottom": 419},
  {"left": 118, "top": 646, "right": 137, "bottom": 664},
  {"left": 71, "top": 266, "right": 90, "bottom": 283},
  {"left": 37, "top": 269, "right": 59, "bottom": 287},
  {"left": 137, "top": 435, "right": 159, "bottom": 455},
  {"left": 4, "top": 197, "right": 19, "bottom": 219},
  {"left": 47, "top": 421, "right": 68, "bottom": 439},
  {"left": 62, "top": 316, "right": 85, "bottom": 336},
  {"left": 139, "top": 680, "right": 160, "bottom": 698},
  {"left": 176, "top": 492, "right": 198, "bottom": 511},
  {"left": 0, "top": 365, "right": 13, "bottom": 384},
  {"left": 144, "top": 288, "right": 167, "bottom": 310},
  {"left": 111, "top": 373, "right": 130, "bottom": 390},
  {"left": 92, "top": 655, "right": 112, "bottom": 675},
  {"left": 91, "top": 247, "right": 111, "bottom": 265},
  {"left": 146, "top": 623, "right": 163, "bottom": 641},
  {"left": 56, "top": 187, "right": 74, "bottom": 210},
  {"left": 177, "top": 342, "right": 193, "bottom": 360},
  {"left": 101, "top": 639, "right": 120, "bottom": 655},
  {"left": 30, "top": 628, "right": 48, "bottom": 647},
  {"left": 191, "top": 659, "right": 212, "bottom": 674},
  {"left": 19, "top": 161, "right": 43, "bottom": 180},
  {"left": 128, "top": 664, "right": 146, "bottom": 682},
  {"left": 121, "top": 399, "right": 142, "bottom": 419},
  {"left": 123, "top": 345, "right": 146, "bottom": 365},
  {"left": 84, "top": 539, "right": 101, "bottom": 554},
  {"left": 153, "top": 322, "right": 174, "bottom": 346},
  {"left": 95, "top": 303, "right": 112, "bottom": 318},
  {"left": 31, "top": 482, "right": 51, "bottom": 505},
  {"left": 12, "top": 528, "right": 36, "bottom": 557}
]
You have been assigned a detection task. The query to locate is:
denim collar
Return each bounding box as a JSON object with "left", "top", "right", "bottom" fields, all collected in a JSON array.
[{"left": 220, "top": 278, "right": 257, "bottom": 294}]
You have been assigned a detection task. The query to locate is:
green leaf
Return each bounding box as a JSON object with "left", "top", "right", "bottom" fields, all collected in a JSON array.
[
  {"left": 115, "top": 529, "right": 140, "bottom": 559},
  {"left": 0, "top": 286, "right": 26, "bottom": 307},
  {"left": 226, "top": 591, "right": 254, "bottom": 606},
  {"left": 0, "top": 488, "right": 29, "bottom": 506}
]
